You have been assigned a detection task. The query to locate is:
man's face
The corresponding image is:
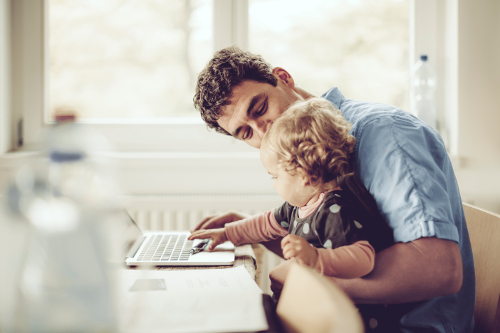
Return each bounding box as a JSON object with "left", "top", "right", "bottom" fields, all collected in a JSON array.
[{"left": 216, "top": 68, "right": 301, "bottom": 148}]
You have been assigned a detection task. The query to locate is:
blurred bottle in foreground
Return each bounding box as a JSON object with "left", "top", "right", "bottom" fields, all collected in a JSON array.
[
  {"left": 411, "top": 54, "right": 437, "bottom": 129},
  {"left": 4, "top": 112, "right": 122, "bottom": 333}
]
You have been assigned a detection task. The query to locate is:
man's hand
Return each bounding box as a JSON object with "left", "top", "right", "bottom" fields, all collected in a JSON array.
[
  {"left": 281, "top": 234, "right": 319, "bottom": 269},
  {"left": 191, "top": 211, "right": 250, "bottom": 232},
  {"left": 188, "top": 228, "right": 228, "bottom": 251}
]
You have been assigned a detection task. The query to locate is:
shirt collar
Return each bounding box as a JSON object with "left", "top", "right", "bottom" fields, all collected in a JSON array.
[{"left": 321, "top": 87, "right": 346, "bottom": 110}]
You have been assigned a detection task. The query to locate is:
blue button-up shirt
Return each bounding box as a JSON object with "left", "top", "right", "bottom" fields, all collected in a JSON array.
[{"left": 322, "top": 87, "right": 474, "bottom": 332}]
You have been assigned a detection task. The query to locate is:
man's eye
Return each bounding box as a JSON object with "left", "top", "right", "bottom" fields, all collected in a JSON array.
[
  {"left": 255, "top": 100, "right": 267, "bottom": 117},
  {"left": 242, "top": 128, "right": 252, "bottom": 140}
]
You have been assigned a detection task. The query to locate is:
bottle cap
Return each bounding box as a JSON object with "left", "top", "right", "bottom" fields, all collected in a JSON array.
[
  {"left": 54, "top": 114, "right": 76, "bottom": 122},
  {"left": 53, "top": 106, "right": 77, "bottom": 122},
  {"left": 420, "top": 54, "right": 428, "bottom": 61}
]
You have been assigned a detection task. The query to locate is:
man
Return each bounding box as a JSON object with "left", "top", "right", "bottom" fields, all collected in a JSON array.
[{"left": 193, "top": 46, "right": 474, "bottom": 332}]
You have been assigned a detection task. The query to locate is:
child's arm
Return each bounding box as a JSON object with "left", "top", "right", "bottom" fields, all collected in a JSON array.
[
  {"left": 189, "top": 209, "right": 289, "bottom": 248},
  {"left": 316, "top": 240, "right": 375, "bottom": 278},
  {"left": 224, "top": 209, "right": 289, "bottom": 245},
  {"left": 281, "top": 235, "right": 375, "bottom": 279}
]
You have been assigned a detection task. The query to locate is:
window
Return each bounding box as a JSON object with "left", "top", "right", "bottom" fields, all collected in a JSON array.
[
  {"left": 2, "top": 0, "right": 456, "bottom": 194},
  {"left": 48, "top": 0, "right": 212, "bottom": 121},
  {"left": 249, "top": 0, "right": 409, "bottom": 110},
  {"left": 6, "top": 0, "right": 453, "bottom": 156}
]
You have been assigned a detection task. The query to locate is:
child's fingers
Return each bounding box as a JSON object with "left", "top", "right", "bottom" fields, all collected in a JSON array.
[
  {"left": 188, "top": 231, "right": 202, "bottom": 240},
  {"left": 284, "top": 249, "right": 300, "bottom": 260},
  {"left": 281, "top": 234, "right": 300, "bottom": 249},
  {"left": 282, "top": 244, "right": 300, "bottom": 260},
  {"left": 282, "top": 248, "right": 293, "bottom": 260},
  {"left": 283, "top": 239, "right": 303, "bottom": 253},
  {"left": 188, "top": 230, "right": 212, "bottom": 240},
  {"left": 281, "top": 235, "right": 291, "bottom": 249},
  {"left": 210, "top": 238, "right": 225, "bottom": 251},
  {"left": 281, "top": 242, "right": 294, "bottom": 255}
]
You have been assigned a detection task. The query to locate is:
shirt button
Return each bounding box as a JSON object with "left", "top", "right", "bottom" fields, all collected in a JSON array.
[{"left": 369, "top": 318, "right": 378, "bottom": 329}]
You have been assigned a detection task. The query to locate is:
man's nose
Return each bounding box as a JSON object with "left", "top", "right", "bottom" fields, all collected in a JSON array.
[{"left": 255, "top": 121, "right": 273, "bottom": 138}]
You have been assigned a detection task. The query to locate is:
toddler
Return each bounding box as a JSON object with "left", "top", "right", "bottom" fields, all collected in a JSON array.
[{"left": 189, "top": 97, "right": 393, "bottom": 278}]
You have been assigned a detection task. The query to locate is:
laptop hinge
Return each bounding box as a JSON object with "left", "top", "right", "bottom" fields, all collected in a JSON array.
[{"left": 126, "top": 236, "right": 146, "bottom": 259}]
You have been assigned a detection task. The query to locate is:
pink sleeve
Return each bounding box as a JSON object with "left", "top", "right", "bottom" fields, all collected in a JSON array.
[
  {"left": 316, "top": 240, "right": 375, "bottom": 279},
  {"left": 225, "top": 209, "right": 289, "bottom": 245}
]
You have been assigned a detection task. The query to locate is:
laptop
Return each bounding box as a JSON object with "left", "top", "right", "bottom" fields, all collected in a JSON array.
[{"left": 120, "top": 211, "right": 235, "bottom": 267}]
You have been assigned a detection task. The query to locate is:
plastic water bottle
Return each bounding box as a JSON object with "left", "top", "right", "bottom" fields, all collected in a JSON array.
[
  {"left": 411, "top": 55, "right": 437, "bottom": 129},
  {"left": 6, "top": 113, "right": 121, "bottom": 333}
]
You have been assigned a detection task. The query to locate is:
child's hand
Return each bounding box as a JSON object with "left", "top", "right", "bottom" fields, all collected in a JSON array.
[
  {"left": 281, "top": 234, "right": 319, "bottom": 269},
  {"left": 188, "top": 228, "right": 228, "bottom": 251}
]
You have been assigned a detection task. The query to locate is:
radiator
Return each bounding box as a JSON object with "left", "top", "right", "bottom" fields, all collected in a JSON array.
[{"left": 121, "top": 194, "right": 286, "bottom": 294}]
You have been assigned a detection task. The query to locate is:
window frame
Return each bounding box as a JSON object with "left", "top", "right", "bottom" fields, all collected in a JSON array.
[
  {"left": 8, "top": 0, "right": 252, "bottom": 153},
  {"left": 6, "top": 0, "right": 455, "bottom": 153},
  {"left": 1, "top": 0, "right": 458, "bottom": 194}
]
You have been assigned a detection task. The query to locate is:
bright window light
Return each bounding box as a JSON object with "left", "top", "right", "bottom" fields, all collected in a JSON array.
[{"left": 48, "top": 0, "right": 212, "bottom": 121}]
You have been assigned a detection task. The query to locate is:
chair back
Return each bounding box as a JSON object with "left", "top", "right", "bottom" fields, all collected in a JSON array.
[
  {"left": 276, "top": 263, "right": 364, "bottom": 333},
  {"left": 463, "top": 203, "right": 500, "bottom": 333}
]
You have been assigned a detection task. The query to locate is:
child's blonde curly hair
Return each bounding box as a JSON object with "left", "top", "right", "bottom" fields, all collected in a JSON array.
[{"left": 262, "top": 97, "right": 356, "bottom": 189}]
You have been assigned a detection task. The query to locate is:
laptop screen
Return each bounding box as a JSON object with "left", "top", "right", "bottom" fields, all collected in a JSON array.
[{"left": 114, "top": 210, "right": 143, "bottom": 259}]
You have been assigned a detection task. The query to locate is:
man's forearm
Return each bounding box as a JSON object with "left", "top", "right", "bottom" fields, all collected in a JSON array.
[
  {"left": 330, "top": 237, "right": 463, "bottom": 304},
  {"left": 261, "top": 238, "right": 285, "bottom": 258}
]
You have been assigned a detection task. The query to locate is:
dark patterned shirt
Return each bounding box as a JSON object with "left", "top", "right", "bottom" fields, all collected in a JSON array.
[{"left": 274, "top": 185, "right": 394, "bottom": 253}]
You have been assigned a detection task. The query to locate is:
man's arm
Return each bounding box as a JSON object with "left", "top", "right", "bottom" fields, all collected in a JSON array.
[
  {"left": 270, "top": 237, "right": 462, "bottom": 304},
  {"left": 261, "top": 238, "right": 285, "bottom": 258},
  {"left": 326, "top": 237, "right": 462, "bottom": 304}
]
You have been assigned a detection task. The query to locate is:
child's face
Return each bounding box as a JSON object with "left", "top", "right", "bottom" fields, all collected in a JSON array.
[{"left": 260, "top": 145, "right": 314, "bottom": 207}]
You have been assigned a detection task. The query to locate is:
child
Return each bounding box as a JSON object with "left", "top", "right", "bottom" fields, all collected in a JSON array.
[{"left": 189, "top": 97, "right": 393, "bottom": 279}]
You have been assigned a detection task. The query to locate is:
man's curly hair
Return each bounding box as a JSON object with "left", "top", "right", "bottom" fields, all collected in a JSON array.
[
  {"left": 262, "top": 97, "right": 356, "bottom": 189},
  {"left": 193, "top": 46, "right": 278, "bottom": 135}
]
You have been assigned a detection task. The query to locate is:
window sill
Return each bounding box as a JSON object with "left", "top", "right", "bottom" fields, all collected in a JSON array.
[{"left": 0, "top": 150, "right": 270, "bottom": 195}]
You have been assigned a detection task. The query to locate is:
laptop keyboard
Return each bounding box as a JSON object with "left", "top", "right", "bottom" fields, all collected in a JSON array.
[{"left": 136, "top": 234, "right": 194, "bottom": 262}]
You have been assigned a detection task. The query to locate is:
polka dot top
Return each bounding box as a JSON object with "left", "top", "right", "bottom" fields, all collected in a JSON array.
[{"left": 274, "top": 186, "right": 394, "bottom": 253}]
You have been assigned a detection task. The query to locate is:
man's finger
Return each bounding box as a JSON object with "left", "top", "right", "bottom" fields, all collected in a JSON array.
[
  {"left": 191, "top": 215, "right": 215, "bottom": 232},
  {"left": 200, "top": 215, "right": 225, "bottom": 230}
]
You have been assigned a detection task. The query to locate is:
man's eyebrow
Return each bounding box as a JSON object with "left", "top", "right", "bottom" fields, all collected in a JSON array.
[
  {"left": 231, "top": 92, "right": 266, "bottom": 137},
  {"left": 246, "top": 92, "right": 266, "bottom": 117}
]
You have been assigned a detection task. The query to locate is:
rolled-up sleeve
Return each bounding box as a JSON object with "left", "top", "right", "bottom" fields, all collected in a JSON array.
[{"left": 353, "top": 111, "right": 459, "bottom": 243}]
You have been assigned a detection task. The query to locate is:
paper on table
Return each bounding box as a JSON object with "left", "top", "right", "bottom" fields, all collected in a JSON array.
[
  {"left": 117, "top": 266, "right": 268, "bottom": 333},
  {"left": 119, "top": 265, "right": 262, "bottom": 294}
]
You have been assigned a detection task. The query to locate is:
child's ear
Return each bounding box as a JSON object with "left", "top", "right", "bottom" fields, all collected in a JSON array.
[{"left": 295, "top": 167, "right": 312, "bottom": 187}]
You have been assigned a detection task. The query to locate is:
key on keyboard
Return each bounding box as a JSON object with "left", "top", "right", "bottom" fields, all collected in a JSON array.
[{"left": 137, "top": 234, "right": 194, "bottom": 262}]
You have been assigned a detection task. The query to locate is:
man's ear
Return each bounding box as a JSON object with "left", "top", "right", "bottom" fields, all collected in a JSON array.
[{"left": 272, "top": 67, "right": 295, "bottom": 88}]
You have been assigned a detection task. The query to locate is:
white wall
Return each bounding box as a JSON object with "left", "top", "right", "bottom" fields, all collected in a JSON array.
[{"left": 454, "top": 0, "right": 500, "bottom": 213}]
